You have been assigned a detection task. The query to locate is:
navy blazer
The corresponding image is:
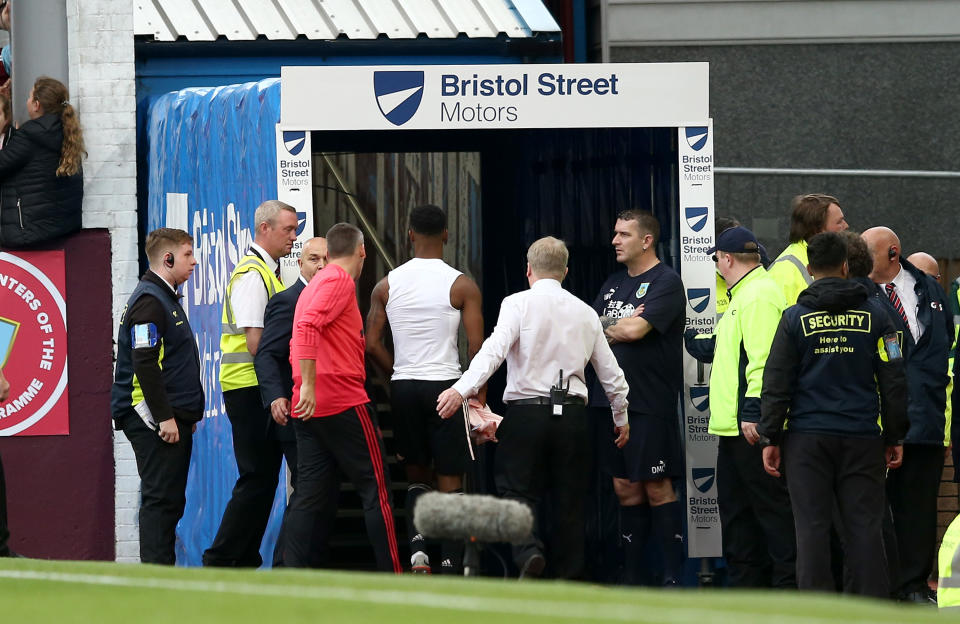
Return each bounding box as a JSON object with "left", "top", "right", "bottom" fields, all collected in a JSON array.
[{"left": 254, "top": 277, "right": 307, "bottom": 412}]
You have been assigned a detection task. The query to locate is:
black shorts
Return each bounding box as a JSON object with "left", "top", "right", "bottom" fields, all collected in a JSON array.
[
  {"left": 594, "top": 408, "right": 682, "bottom": 482},
  {"left": 390, "top": 379, "right": 470, "bottom": 475}
]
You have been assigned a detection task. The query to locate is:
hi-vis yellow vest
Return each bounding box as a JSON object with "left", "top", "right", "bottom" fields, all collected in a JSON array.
[
  {"left": 219, "top": 254, "right": 284, "bottom": 391},
  {"left": 939, "top": 513, "right": 960, "bottom": 610}
]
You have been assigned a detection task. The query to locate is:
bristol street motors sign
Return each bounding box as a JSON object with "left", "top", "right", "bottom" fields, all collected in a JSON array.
[{"left": 0, "top": 251, "right": 69, "bottom": 436}]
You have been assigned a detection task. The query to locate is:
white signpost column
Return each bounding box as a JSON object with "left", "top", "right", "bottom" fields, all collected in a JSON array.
[
  {"left": 678, "top": 122, "right": 722, "bottom": 558},
  {"left": 275, "top": 127, "right": 315, "bottom": 285}
]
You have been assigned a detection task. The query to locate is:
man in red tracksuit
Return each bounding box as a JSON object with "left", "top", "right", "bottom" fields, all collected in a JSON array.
[{"left": 285, "top": 222, "right": 401, "bottom": 573}]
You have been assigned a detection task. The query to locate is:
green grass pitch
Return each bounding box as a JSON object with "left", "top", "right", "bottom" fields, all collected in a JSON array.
[{"left": 0, "top": 558, "right": 945, "bottom": 623}]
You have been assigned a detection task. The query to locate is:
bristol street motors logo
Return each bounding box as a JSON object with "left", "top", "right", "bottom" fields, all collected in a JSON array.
[
  {"left": 685, "top": 126, "right": 708, "bottom": 151},
  {"left": 687, "top": 288, "right": 711, "bottom": 314},
  {"left": 689, "top": 386, "right": 709, "bottom": 412},
  {"left": 283, "top": 131, "right": 306, "bottom": 156},
  {"left": 0, "top": 251, "right": 69, "bottom": 436},
  {"left": 692, "top": 467, "right": 715, "bottom": 493},
  {"left": 374, "top": 71, "right": 425, "bottom": 126},
  {"left": 685, "top": 207, "right": 709, "bottom": 232}
]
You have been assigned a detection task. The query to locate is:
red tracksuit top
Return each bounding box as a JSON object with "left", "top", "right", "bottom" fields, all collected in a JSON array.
[{"left": 291, "top": 263, "right": 369, "bottom": 417}]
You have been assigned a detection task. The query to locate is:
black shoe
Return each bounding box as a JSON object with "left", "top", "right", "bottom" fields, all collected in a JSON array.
[
  {"left": 902, "top": 589, "right": 937, "bottom": 605},
  {"left": 519, "top": 553, "right": 545, "bottom": 580}
]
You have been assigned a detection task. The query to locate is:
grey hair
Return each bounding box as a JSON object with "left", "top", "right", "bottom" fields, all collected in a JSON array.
[
  {"left": 254, "top": 200, "right": 296, "bottom": 229},
  {"left": 527, "top": 236, "right": 568, "bottom": 279}
]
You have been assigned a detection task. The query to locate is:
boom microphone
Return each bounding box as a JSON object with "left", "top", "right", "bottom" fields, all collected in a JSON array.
[{"left": 414, "top": 492, "right": 533, "bottom": 545}]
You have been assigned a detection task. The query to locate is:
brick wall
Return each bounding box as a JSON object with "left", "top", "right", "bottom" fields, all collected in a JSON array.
[{"left": 66, "top": 0, "right": 139, "bottom": 563}]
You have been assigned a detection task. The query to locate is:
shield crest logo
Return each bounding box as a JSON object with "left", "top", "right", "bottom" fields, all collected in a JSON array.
[
  {"left": 283, "top": 131, "right": 306, "bottom": 156},
  {"left": 636, "top": 283, "right": 649, "bottom": 299},
  {"left": 296, "top": 212, "right": 307, "bottom": 236},
  {"left": 374, "top": 71, "right": 425, "bottom": 127},
  {"left": 689, "top": 386, "right": 709, "bottom": 412},
  {"left": 685, "top": 126, "right": 708, "bottom": 151},
  {"left": 0, "top": 317, "right": 18, "bottom": 368},
  {"left": 692, "top": 467, "right": 715, "bottom": 493},
  {"left": 685, "top": 207, "right": 709, "bottom": 232},
  {"left": 687, "top": 288, "right": 710, "bottom": 313}
]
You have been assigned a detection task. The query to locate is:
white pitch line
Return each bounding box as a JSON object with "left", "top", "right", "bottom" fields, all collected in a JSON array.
[{"left": 0, "top": 569, "right": 896, "bottom": 624}]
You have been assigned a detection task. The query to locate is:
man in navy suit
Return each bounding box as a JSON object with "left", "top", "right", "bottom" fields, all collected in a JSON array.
[{"left": 254, "top": 236, "right": 327, "bottom": 566}]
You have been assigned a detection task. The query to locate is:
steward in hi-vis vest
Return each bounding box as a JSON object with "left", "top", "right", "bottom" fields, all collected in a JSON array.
[
  {"left": 204, "top": 200, "right": 299, "bottom": 569},
  {"left": 111, "top": 228, "right": 201, "bottom": 565}
]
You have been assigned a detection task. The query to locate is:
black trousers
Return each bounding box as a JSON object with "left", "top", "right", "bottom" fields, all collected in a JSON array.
[
  {"left": 783, "top": 432, "right": 889, "bottom": 597},
  {"left": 204, "top": 386, "right": 293, "bottom": 567},
  {"left": 716, "top": 434, "right": 797, "bottom": 588},
  {"left": 284, "top": 404, "right": 401, "bottom": 573},
  {"left": 121, "top": 413, "right": 193, "bottom": 565},
  {"left": 494, "top": 404, "right": 591, "bottom": 579},
  {"left": 887, "top": 443, "right": 945, "bottom": 595},
  {"left": 0, "top": 450, "right": 9, "bottom": 556}
]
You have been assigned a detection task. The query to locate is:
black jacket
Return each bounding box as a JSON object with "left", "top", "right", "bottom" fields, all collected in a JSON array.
[
  {"left": 0, "top": 114, "right": 83, "bottom": 248},
  {"left": 111, "top": 271, "right": 204, "bottom": 426},
  {"left": 871, "top": 259, "right": 954, "bottom": 445},
  {"left": 254, "top": 277, "right": 306, "bottom": 442},
  {"left": 758, "top": 277, "right": 908, "bottom": 445}
]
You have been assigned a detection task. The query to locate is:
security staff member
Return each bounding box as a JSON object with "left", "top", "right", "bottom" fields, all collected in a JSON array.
[
  {"left": 437, "top": 236, "right": 630, "bottom": 580},
  {"left": 0, "top": 367, "right": 10, "bottom": 557},
  {"left": 937, "top": 512, "right": 960, "bottom": 611},
  {"left": 768, "top": 194, "right": 848, "bottom": 306},
  {"left": 707, "top": 226, "right": 796, "bottom": 588},
  {"left": 862, "top": 226, "right": 954, "bottom": 602},
  {"left": 366, "top": 204, "right": 484, "bottom": 575},
  {"left": 591, "top": 210, "right": 685, "bottom": 586},
  {"left": 204, "top": 200, "right": 298, "bottom": 568},
  {"left": 253, "top": 236, "right": 326, "bottom": 566},
  {"left": 756, "top": 232, "right": 908, "bottom": 598},
  {"left": 111, "top": 228, "right": 202, "bottom": 564},
  {"left": 288, "top": 223, "right": 401, "bottom": 573}
]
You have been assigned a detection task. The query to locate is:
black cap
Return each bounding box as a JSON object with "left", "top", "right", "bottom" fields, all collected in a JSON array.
[{"left": 706, "top": 226, "right": 761, "bottom": 255}]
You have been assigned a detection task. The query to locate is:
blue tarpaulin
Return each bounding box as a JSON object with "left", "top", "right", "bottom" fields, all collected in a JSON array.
[{"left": 146, "top": 78, "right": 285, "bottom": 566}]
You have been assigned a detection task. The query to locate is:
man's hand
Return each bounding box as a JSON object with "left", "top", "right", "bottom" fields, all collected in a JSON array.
[
  {"left": 158, "top": 418, "right": 180, "bottom": 444},
  {"left": 437, "top": 387, "right": 465, "bottom": 419},
  {"left": 741, "top": 422, "right": 760, "bottom": 446},
  {"left": 294, "top": 382, "right": 316, "bottom": 421},
  {"left": 762, "top": 445, "right": 781, "bottom": 477},
  {"left": 886, "top": 445, "right": 904, "bottom": 469},
  {"left": 271, "top": 397, "right": 291, "bottom": 425},
  {"left": 614, "top": 423, "right": 630, "bottom": 448}
]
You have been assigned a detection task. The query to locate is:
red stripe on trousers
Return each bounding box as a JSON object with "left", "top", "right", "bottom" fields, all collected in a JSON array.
[{"left": 356, "top": 404, "right": 402, "bottom": 574}]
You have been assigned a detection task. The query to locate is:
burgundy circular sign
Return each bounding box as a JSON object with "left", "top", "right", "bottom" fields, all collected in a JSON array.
[{"left": 0, "top": 251, "right": 69, "bottom": 436}]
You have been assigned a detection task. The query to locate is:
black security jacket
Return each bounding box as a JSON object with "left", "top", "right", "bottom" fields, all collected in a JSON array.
[
  {"left": 0, "top": 114, "right": 83, "bottom": 248},
  {"left": 758, "top": 277, "right": 908, "bottom": 445},
  {"left": 870, "top": 259, "right": 953, "bottom": 445}
]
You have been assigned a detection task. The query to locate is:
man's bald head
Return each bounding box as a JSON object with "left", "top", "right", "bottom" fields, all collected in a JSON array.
[
  {"left": 907, "top": 252, "right": 940, "bottom": 280},
  {"left": 299, "top": 237, "right": 327, "bottom": 282},
  {"left": 861, "top": 226, "right": 902, "bottom": 284}
]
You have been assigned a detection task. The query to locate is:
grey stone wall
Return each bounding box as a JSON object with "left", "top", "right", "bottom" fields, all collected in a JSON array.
[{"left": 613, "top": 42, "right": 960, "bottom": 259}]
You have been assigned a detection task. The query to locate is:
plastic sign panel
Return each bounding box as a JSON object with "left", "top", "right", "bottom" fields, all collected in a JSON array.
[
  {"left": 275, "top": 126, "right": 315, "bottom": 285},
  {"left": 0, "top": 251, "right": 69, "bottom": 436},
  {"left": 677, "top": 122, "right": 722, "bottom": 558},
  {"left": 281, "top": 63, "right": 709, "bottom": 130}
]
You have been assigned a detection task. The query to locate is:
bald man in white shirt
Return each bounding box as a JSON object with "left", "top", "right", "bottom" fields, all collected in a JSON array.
[{"left": 437, "top": 236, "right": 629, "bottom": 580}]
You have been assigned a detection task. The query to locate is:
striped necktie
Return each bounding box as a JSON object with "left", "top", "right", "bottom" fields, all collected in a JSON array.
[{"left": 885, "top": 283, "right": 910, "bottom": 330}]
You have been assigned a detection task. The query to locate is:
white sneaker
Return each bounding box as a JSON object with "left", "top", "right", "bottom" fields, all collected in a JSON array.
[{"left": 411, "top": 551, "right": 431, "bottom": 574}]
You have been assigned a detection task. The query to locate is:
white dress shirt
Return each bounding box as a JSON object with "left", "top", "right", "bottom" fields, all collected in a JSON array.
[
  {"left": 453, "top": 278, "right": 630, "bottom": 426},
  {"left": 231, "top": 242, "right": 278, "bottom": 329},
  {"left": 886, "top": 266, "right": 923, "bottom": 342}
]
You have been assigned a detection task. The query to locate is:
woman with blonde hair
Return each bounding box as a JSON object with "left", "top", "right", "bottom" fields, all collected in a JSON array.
[{"left": 0, "top": 76, "right": 84, "bottom": 248}]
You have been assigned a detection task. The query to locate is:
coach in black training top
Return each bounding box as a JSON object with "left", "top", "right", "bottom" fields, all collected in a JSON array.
[{"left": 757, "top": 231, "right": 908, "bottom": 598}]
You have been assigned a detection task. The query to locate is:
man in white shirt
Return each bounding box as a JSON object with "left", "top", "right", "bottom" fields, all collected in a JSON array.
[
  {"left": 366, "top": 205, "right": 484, "bottom": 574},
  {"left": 437, "top": 236, "right": 629, "bottom": 579},
  {"left": 204, "top": 200, "right": 298, "bottom": 568},
  {"left": 863, "top": 226, "right": 954, "bottom": 602}
]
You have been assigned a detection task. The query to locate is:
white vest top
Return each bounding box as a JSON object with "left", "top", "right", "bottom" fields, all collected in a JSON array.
[{"left": 387, "top": 258, "right": 464, "bottom": 381}]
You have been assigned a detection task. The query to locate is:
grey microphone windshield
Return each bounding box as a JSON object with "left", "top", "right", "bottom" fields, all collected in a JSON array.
[{"left": 413, "top": 492, "right": 533, "bottom": 544}]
